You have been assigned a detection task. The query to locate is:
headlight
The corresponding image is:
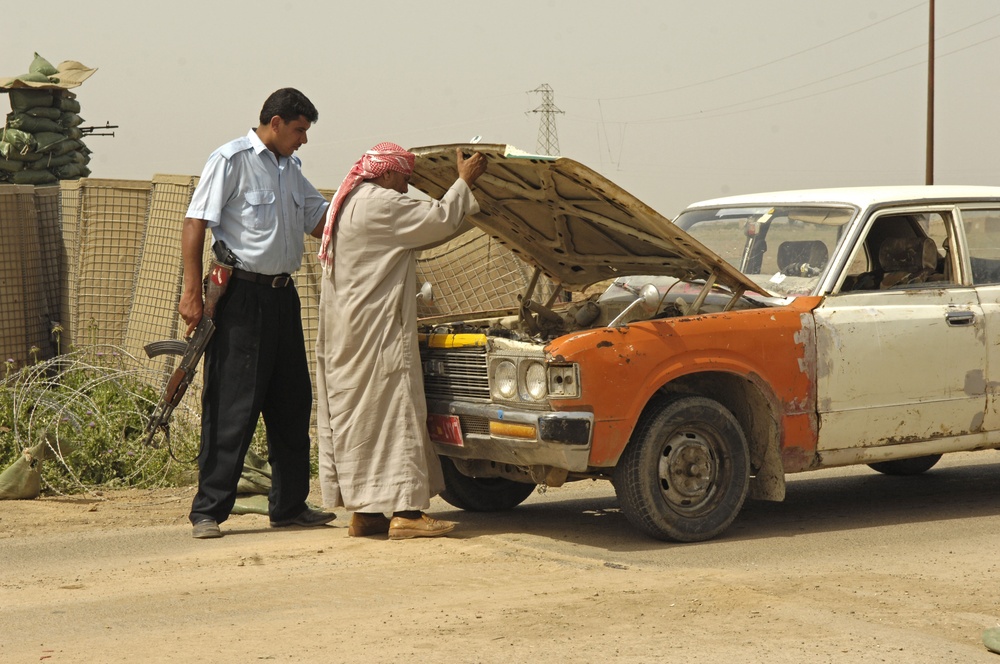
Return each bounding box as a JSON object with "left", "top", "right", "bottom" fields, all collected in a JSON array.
[
  {"left": 524, "top": 362, "right": 548, "bottom": 400},
  {"left": 493, "top": 360, "right": 517, "bottom": 399}
]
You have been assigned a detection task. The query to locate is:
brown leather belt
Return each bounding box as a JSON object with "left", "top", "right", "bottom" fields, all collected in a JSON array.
[{"left": 232, "top": 268, "right": 293, "bottom": 288}]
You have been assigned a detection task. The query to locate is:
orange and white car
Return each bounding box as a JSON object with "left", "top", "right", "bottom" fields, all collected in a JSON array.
[{"left": 411, "top": 143, "right": 1000, "bottom": 542}]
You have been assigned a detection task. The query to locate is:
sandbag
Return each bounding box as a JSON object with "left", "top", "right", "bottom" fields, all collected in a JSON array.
[
  {"left": 23, "top": 106, "right": 62, "bottom": 121},
  {"left": 0, "top": 128, "right": 35, "bottom": 153},
  {"left": 60, "top": 112, "right": 83, "bottom": 127},
  {"left": 30, "top": 152, "right": 76, "bottom": 168},
  {"left": 984, "top": 627, "right": 1000, "bottom": 655},
  {"left": 57, "top": 96, "right": 82, "bottom": 113},
  {"left": 6, "top": 112, "right": 63, "bottom": 134},
  {"left": 0, "top": 158, "right": 24, "bottom": 173},
  {"left": 11, "top": 169, "right": 58, "bottom": 185},
  {"left": 231, "top": 494, "right": 270, "bottom": 515},
  {"left": 236, "top": 448, "right": 272, "bottom": 494},
  {"left": 28, "top": 52, "right": 58, "bottom": 76},
  {"left": 9, "top": 88, "right": 54, "bottom": 111},
  {"left": 0, "top": 440, "right": 49, "bottom": 500},
  {"left": 13, "top": 71, "right": 52, "bottom": 84},
  {"left": 0, "top": 142, "right": 43, "bottom": 161},
  {"left": 53, "top": 163, "right": 85, "bottom": 179},
  {"left": 33, "top": 132, "right": 72, "bottom": 153},
  {"left": 48, "top": 138, "right": 82, "bottom": 157}
]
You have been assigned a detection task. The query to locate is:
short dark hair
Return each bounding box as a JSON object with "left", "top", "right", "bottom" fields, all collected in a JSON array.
[{"left": 259, "top": 88, "right": 319, "bottom": 125}]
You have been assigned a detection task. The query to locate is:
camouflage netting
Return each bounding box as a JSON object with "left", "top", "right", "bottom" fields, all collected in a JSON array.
[{"left": 0, "top": 54, "right": 97, "bottom": 185}]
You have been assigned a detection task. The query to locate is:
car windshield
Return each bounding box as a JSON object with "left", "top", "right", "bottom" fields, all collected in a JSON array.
[{"left": 672, "top": 204, "right": 858, "bottom": 296}]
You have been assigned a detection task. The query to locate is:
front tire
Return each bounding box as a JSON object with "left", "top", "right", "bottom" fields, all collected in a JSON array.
[
  {"left": 439, "top": 456, "right": 536, "bottom": 512},
  {"left": 615, "top": 396, "right": 750, "bottom": 542}
]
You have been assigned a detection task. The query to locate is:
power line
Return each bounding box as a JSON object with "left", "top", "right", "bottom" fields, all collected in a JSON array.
[
  {"left": 627, "top": 29, "right": 1000, "bottom": 125},
  {"left": 589, "top": 2, "right": 925, "bottom": 102},
  {"left": 572, "top": 11, "right": 1000, "bottom": 128}
]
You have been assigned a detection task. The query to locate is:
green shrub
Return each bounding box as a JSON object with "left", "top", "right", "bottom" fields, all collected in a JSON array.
[{"left": 0, "top": 345, "right": 201, "bottom": 494}]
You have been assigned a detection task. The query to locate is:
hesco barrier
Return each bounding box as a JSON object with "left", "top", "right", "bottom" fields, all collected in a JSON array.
[
  {"left": 65, "top": 178, "right": 152, "bottom": 351},
  {"left": 3, "top": 177, "right": 538, "bottom": 418},
  {"left": 0, "top": 185, "right": 58, "bottom": 364}
]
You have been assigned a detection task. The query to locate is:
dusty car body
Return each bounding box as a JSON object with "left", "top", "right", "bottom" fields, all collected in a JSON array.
[{"left": 409, "top": 143, "right": 1000, "bottom": 542}]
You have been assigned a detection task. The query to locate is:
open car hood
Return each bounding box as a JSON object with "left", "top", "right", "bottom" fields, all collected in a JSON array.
[{"left": 409, "top": 143, "right": 766, "bottom": 296}]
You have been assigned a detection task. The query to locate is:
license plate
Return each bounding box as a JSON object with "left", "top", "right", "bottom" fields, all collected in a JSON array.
[{"left": 427, "top": 414, "right": 464, "bottom": 447}]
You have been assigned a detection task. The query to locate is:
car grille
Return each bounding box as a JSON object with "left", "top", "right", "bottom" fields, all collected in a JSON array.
[
  {"left": 460, "top": 415, "right": 491, "bottom": 436},
  {"left": 420, "top": 345, "right": 490, "bottom": 402}
]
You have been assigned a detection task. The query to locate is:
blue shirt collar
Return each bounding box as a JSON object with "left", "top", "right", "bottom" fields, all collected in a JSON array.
[{"left": 247, "top": 128, "right": 284, "bottom": 167}]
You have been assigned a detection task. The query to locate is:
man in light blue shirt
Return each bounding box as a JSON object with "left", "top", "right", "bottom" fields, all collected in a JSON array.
[{"left": 179, "top": 88, "right": 334, "bottom": 539}]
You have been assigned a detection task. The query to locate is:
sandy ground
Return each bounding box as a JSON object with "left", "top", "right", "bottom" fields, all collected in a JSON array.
[{"left": 2, "top": 450, "right": 999, "bottom": 664}]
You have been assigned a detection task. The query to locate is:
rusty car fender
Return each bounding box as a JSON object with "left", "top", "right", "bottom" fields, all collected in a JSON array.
[{"left": 546, "top": 297, "right": 823, "bottom": 469}]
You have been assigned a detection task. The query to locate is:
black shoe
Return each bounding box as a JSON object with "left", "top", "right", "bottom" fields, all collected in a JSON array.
[
  {"left": 192, "top": 518, "right": 222, "bottom": 539},
  {"left": 270, "top": 507, "right": 337, "bottom": 528}
]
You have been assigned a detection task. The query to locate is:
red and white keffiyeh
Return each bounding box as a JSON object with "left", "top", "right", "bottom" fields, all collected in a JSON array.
[{"left": 317, "top": 142, "right": 416, "bottom": 269}]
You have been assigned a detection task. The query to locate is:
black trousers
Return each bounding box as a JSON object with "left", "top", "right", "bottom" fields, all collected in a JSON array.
[{"left": 189, "top": 278, "right": 312, "bottom": 525}]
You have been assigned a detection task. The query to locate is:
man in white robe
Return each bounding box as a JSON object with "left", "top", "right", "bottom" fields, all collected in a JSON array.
[{"left": 316, "top": 143, "right": 487, "bottom": 539}]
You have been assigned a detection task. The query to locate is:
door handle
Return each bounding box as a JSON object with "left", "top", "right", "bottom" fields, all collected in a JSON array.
[{"left": 945, "top": 310, "right": 976, "bottom": 327}]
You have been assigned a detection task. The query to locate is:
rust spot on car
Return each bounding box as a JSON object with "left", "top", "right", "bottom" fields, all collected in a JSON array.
[
  {"left": 781, "top": 445, "right": 818, "bottom": 473},
  {"left": 596, "top": 340, "right": 613, "bottom": 348}
]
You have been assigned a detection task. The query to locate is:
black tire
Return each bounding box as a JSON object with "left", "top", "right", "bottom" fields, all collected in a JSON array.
[
  {"left": 615, "top": 396, "right": 750, "bottom": 542},
  {"left": 868, "top": 454, "right": 942, "bottom": 476},
  {"left": 439, "top": 456, "right": 536, "bottom": 512}
]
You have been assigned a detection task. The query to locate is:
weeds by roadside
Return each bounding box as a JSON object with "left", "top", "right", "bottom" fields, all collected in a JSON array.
[{"left": 0, "top": 345, "right": 201, "bottom": 495}]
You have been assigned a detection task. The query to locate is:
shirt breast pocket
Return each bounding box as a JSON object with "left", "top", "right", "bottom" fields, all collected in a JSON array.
[{"left": 242, "top": 189, "right": 277, "bottom": 230}]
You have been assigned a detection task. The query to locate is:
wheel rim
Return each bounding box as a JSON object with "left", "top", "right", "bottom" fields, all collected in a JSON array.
[{"left": 656, "top": 426, "right": 724, "bottom": 515}]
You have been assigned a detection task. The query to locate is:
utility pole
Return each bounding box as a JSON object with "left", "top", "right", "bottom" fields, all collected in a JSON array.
[
  {"left": 529, "top": 83, "right": 564, "bottom": 156},
  {"left": 926, "top": 0, "right": 935, "bottom": 185}
]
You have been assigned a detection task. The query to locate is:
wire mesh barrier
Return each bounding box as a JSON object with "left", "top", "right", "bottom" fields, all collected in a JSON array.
[
  {"left": 125, "top": 175, "right": 199, "bottom": 392},
  {"left": 415, "top": 228, "right": 555, "bottom": 318},
  {"left": 1, "top": 178, "right": 541, "bottom": 493},
  {"left": 72, "top": 179, "right": 152, "bottom": 350},
  {"left": 0, "top": 185, "right": 55, "bottom": 365},
  {"left": 58, "top": 179, "right": 81, "bottom": 348},
  {"left": 34, "top": 185, "right": 62, "bottom": 338}
]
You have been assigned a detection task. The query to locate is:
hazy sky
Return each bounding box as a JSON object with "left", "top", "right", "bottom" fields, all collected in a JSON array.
[{"left": 5, "top": 0, "right": 999, "bottom": 216}]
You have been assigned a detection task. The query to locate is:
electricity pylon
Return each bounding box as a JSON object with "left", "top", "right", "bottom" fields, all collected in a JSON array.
[{"left": 529, "top": 84, "right": 564, "bottom": 156}]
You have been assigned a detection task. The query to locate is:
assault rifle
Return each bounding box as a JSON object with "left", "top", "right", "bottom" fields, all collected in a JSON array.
[{"left": 142, "top": 243, "right": 238, "bottom": 447}]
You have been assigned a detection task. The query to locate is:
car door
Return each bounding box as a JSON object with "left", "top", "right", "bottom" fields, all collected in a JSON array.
[
  {"left": 811, "top": 208, "right": 987, "bottom": 454},
  {"left": 958, "top": 205, "right": 1000, "bottom": 433}
]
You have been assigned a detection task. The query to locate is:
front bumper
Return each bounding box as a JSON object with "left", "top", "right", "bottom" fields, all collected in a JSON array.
[{"left": 427, "top": 399, "right": 593, "bottom": 472}]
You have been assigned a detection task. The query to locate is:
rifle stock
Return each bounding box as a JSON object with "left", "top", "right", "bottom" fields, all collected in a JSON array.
[{"left": 142, "top": 259, "right": 233, "bottom": 447}]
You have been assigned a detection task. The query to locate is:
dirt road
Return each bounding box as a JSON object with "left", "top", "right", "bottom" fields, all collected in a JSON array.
[{"left": 2, "top": 451, "right": 999, "bottom": 663}]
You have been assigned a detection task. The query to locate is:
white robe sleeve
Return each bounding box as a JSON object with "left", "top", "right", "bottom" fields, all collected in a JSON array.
[{"left": 382, "top": 179, "right": 480, "bottom": 249}]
